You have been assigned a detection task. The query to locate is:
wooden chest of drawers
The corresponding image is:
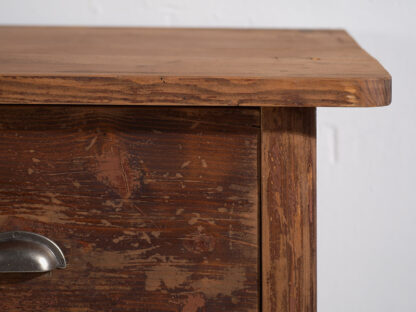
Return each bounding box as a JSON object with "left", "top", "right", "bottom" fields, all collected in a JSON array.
[{"left": 0, "top": 27, "right": 391, "bottom": 312}]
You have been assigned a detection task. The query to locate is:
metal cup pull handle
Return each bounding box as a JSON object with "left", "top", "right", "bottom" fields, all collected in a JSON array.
[{"left": 0, "top": 231, "right": 66, "bottom": 272}]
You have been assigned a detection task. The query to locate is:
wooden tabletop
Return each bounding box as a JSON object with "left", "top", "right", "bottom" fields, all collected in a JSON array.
[{"left": 0, "top": 27, "right": 391, "bottom": 107}]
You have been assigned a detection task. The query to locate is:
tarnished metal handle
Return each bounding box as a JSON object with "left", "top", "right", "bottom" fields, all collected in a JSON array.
[{"left": 0, "top": 231, "right": 66, "bottom": 272}]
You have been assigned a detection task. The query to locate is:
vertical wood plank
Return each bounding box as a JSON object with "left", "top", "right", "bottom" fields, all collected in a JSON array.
[{"left": 261, "top": 107, "right": 316, "bottom": 312}]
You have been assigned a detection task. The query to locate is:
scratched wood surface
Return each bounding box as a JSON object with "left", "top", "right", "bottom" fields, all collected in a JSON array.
[
  {"left": 0, "top": 106, "right": 260, "bottom": 312},
  {"left": 0, "top": 27, "right": 391, "bottom": 107},
  {"left": 261, "top": 108, "right": 317, "bottom": 312}
]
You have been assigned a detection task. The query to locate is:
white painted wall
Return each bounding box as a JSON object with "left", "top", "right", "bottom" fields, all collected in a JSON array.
[{"left": 0, "top": 1, "right": 414, "bottom": 311}]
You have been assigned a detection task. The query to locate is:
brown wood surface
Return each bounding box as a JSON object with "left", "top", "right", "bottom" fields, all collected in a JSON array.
[
  {"left": 0, "top": 106, "right": 260, "bottom": 312},
  {"left": 0, "top": 27, "right": 390, "bottom": 107},
  {"left": 261, "top": 108, "right": 316, "bottom": 312}
]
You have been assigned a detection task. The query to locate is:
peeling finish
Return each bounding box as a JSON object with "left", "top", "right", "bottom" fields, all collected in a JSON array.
[
  {"left": 72, "top": 181, "right": 81, "bottom": 188},
  {"left": 145, "top": 264, "right": 248, "bottom": 299},
  {"left": 183, "top": 233, "right": 215, "bottom": 254},
  {"left": 93, "top": 134, "right": 142, "bottom": 199},
  {"left": 190, "top": 121, "right": 201, "bottom": 129},
  {"left": 145, "top": 263, "right": 191, "bottom": 292},
  {"left": 191, "top": 266, "right": 248, "bottom": 298},
  {"left": 85, "top": 135, "right": 98, "bottom": 151},
  {"left": 141, "top": 232, "right": 151, "bottom": 244},
  {"left": 151, "top": 231, "right": 161, "bottom": 238},
  {"left": 183, "top": 293, "right": 205, "bottom": 312},
  {"left": 188, "top": 217, "right": 198, "bottom": 225},
  {"left": 229, "top": 184, "right": 252, "bottom": 192},
  {"left": 181, "top": 161, "right": 191, "bottom": 169}
]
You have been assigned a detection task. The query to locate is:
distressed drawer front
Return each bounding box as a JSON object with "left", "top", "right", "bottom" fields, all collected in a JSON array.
[{"left": 0, "top": 106, "right": 259, "bottom": 312}]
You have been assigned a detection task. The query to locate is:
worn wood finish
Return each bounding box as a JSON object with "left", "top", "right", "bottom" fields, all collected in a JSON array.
[
  {"left": 261, "top": 108, "right": 316, "bottom": 312},
  {"left": 0, "top": 106, "right": 260, "bottom": 312},
  {"left": 0, "top": 27, "right": 391, "bottom": 107}
]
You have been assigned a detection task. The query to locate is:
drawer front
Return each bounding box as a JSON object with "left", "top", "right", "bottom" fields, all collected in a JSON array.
[{"left": 0, "top": 106, "right": 259, "bottom": 312}]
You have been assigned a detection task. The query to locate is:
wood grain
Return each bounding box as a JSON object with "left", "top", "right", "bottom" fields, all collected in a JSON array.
[
  {"left": 0, "top": 106, "right": 260, "bottom": 312},
  {"left": 261, "top": 108, "right": 316, "bottom": 312},
  {"left": 0, "top": 27, "right": 391, "bottom": 107}
]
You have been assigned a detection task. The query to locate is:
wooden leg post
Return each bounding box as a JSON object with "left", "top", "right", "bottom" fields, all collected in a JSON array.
[{"left": 261, "top": 107, "right": 316, "bottom": 312}]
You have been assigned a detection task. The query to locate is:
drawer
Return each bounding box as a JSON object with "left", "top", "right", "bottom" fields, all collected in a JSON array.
[{"left": 0, "top": 106, "right": 260, "bottom": 312}]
